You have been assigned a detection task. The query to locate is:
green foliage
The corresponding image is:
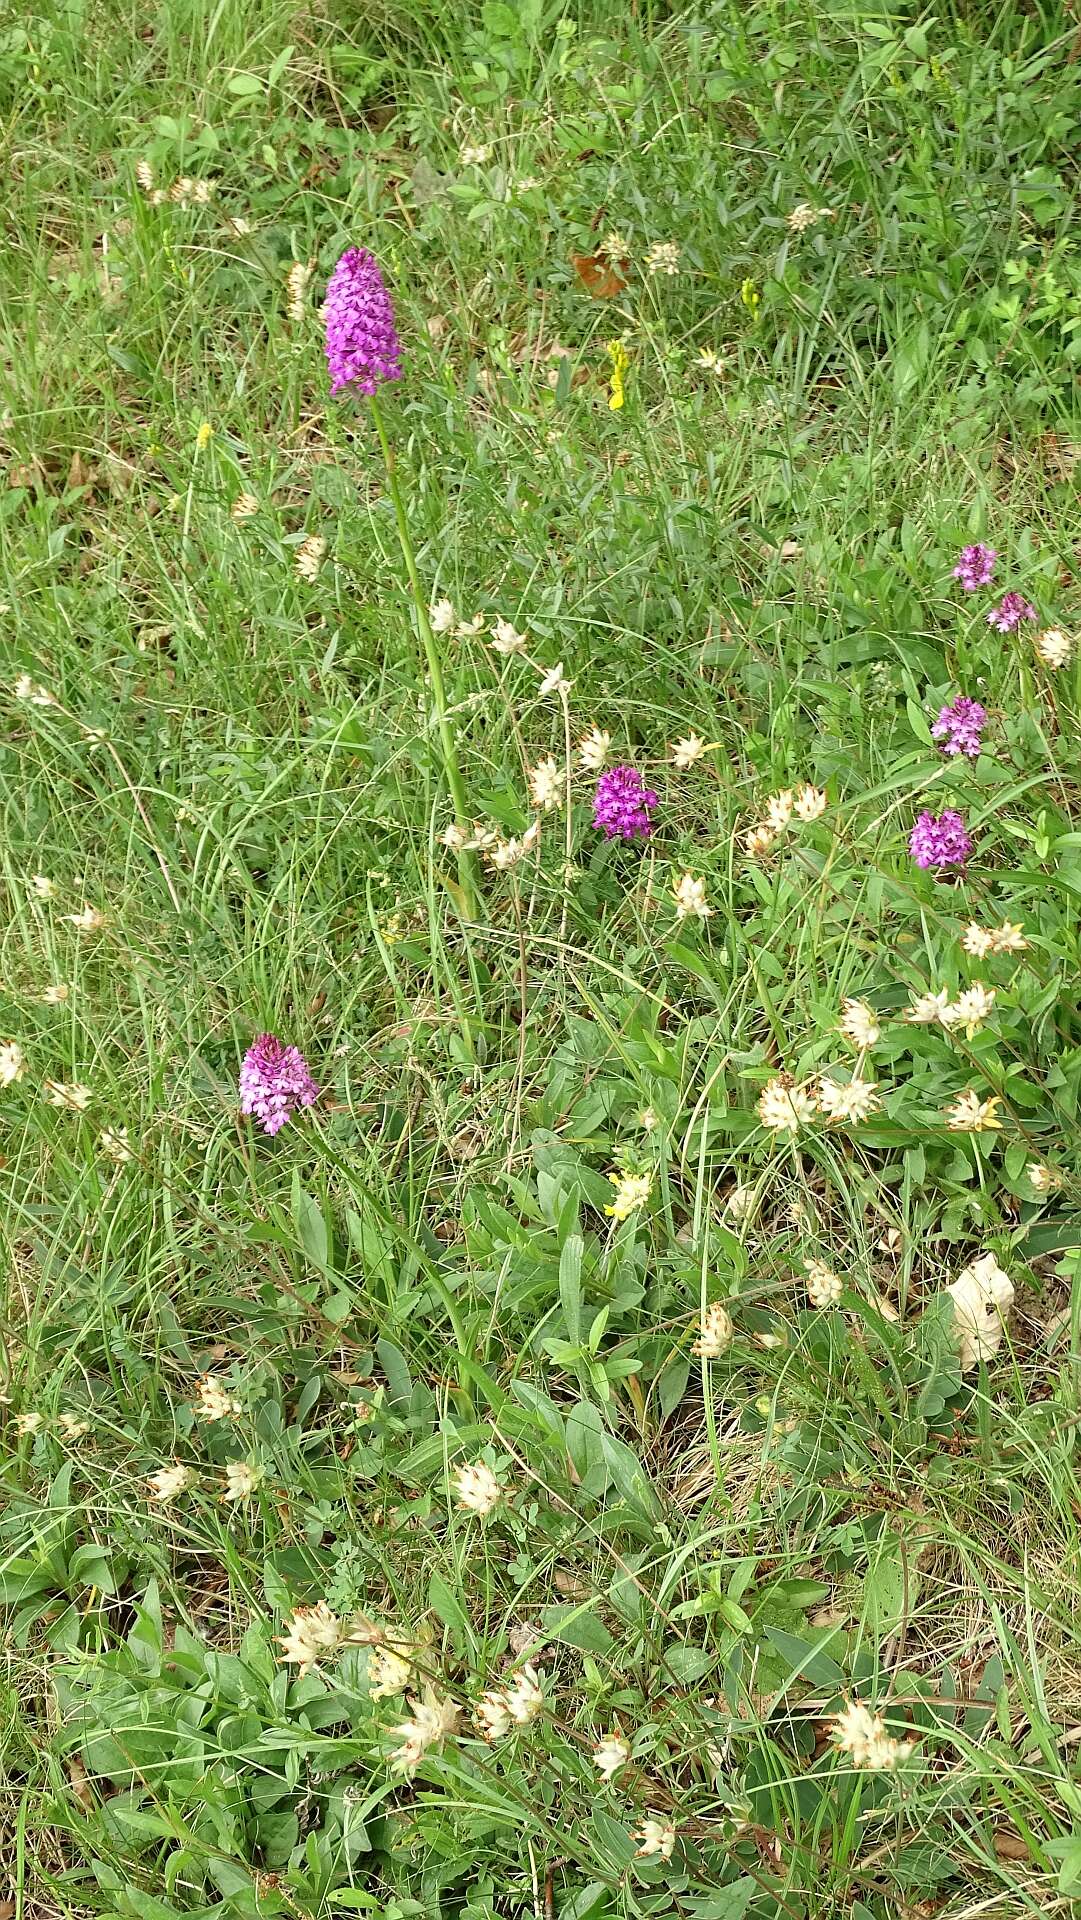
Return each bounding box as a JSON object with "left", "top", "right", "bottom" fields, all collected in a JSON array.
[{"left": 3, "top": 0, "right": 1081, "bottom": 1916}]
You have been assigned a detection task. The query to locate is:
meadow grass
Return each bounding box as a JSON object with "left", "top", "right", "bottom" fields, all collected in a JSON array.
[{"left": 3, "top": 0, "right": 1081, "bottom": 1915}]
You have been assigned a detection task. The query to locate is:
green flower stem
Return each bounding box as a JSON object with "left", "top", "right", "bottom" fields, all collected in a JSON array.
[{"left": 369, "top": 395, "right": 477, "bottom": 911}]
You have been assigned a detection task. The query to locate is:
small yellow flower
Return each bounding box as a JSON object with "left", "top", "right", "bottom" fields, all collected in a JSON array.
[
  {"left": 605, "top": 1170, "right": 652, "bottom": 1222},
  {"left": 606, "top": 339, "right": 630, "bottom": 411},
  {"left": 195, "top": 421, "right": 214, "bottom": 453}
]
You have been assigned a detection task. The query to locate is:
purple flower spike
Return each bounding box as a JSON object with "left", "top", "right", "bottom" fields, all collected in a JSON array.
[
  {"left": 987, "top": 591, "right": 1036, "bottom": 634},
  {"left": 593, "top": 764, "right": 658, "bottom": 841},
  {"left": 239, "top": 1033, "right": 319, "bottom": 1136},
  {"left": 953, "top": 543, "right": 996, "bottom": 591},
  {"left": 324, "top": 248, "right": 403, "bottom": 398},
  {"left": 931, "top": 694, "right": 987, "bottom": 759},
  {"left": 909, "top": 809, "right": 973, "bottom": 872}
]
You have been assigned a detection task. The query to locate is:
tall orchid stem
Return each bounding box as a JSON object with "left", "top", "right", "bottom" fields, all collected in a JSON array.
[{"left": 369, "top": 395, "right": 477, "bottom": 916}]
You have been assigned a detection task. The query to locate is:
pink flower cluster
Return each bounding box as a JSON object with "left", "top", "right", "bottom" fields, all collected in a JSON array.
[{"left": 239, "top": 1033, "right": 319, "bottom": 1136}]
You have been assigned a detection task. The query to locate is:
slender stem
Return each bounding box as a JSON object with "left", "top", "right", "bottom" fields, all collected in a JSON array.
[{"left": 369, "top": 395, "right": 472, "bottom": 837}]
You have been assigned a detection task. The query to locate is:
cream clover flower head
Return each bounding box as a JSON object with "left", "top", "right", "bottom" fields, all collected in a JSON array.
[
  {"left": 818, "top": 1076, "right": 880, "bottom": 1124},
  {"left": 593, "top": 1731, "right": 631, "bottom": 1781},
  {"left": 804, "top": 1258, "right": 843, "bottom": 1308},
  {"left": 671, "top": 732, "right": 707, "bottom": 771},
  {"left": 605, "top": 1170, "right": 652, "bottom": 1222},
  {"left": 223, "top": 1461, "right": 261, "bottom": 1502},
  {"left": 945, "top": 1089, "right": 1002, "bottom": 1133},
  {"left": 694, "top": 1301, "right": 733, "bottom": 1358},
  {"left": 673, "top": 873, "right": 711, "bottom": 921},
  {"left": 757, "top": 1076, "right": 817, "bottom": 1134},
  {"left": 0, "top": 1043, "right": 26, "bottom": 1086},
  {"left": 452, "top": 1460, "right": 503, "bottom": 1516},
  {"left": 1035, "top": 626, "right": 1073, "bottom": 670},
  {"left": 195, "top": 1375, "right": 241, "bottom": 1423},
  {"left": 368, "top": 1642, "right": 415, "bottom": 1699},
  {"left": 905, "top": 989, "right": 957, "bottom": 1027},
  {"left": 635, "top": 1818, "right": 676, "bottom": 1860},
  {"left": 794, "top": 783, "right": 827, "bottom": 822},
  {"left": 578, "top": 726, "right": 612, "bottom": 772},
  {"left": 278, "top": 1601, "right": 342, "bottom": 1674},
  {"left": 947, "top": 982, "right": 995, "bottom": 1037},
  {"left": 764, "top": 790, "right": 794, "bottom": 833},
  {"left": 389, "top": 1691, "right": 459, "bottom": 1773},
  {"left": 148, "top": 1463, "right": 194, "bottom": 1503},
  {"left": 527, "top": 756, "right": 564, "bottom": 811},
  {"left": 839, "top": 999, "right": 879, "bottom": 1050},
  {"left": 833, "top": 1700, "right": 913, "bottom": 1771},
  {"left": 490, "top": 617, "right": 528, "bottom": 656}
]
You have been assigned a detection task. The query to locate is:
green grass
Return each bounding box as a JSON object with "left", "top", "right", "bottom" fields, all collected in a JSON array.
[{"left": 3, "top": 0, "right": 1081, "bottom": 1915}]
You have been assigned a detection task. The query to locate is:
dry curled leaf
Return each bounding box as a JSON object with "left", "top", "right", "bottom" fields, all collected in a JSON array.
[{"left": 572, "top": 253, "right": 626, "bottom": 298}]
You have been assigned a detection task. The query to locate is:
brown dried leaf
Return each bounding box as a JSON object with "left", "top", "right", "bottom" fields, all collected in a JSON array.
[{"left": 572, "top": 252, "right": 626, "bottom": 298}]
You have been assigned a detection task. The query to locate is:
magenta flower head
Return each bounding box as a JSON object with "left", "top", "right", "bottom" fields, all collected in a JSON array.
[
  {"left": 953, "top": 543, "right": 996, "bottom": 591},
  {"left": 593, "top": 764, "right": 658, "bottom": 841},
  {"left": 931, "top": 694, "right": 987, "bottom": 759},
  {"left": 324, "top": 248, "right": 403, "bottom": 398},
  {"left": 987, "top": 591, "right": 1036, "bottom": 634},
  {"left": 909, "top": 809, "right": 973, "bottom": 872},
  {"left": 239, "top": 1033, "right": 319, "bottom": 1136}
]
